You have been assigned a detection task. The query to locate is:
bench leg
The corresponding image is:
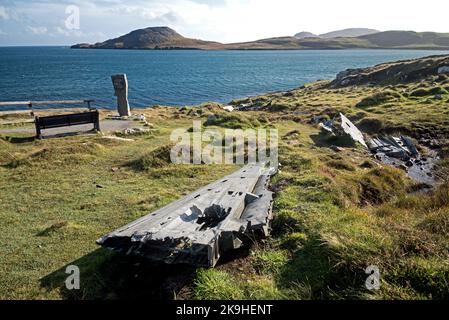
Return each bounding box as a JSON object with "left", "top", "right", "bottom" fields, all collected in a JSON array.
[
  {"left": 35, "top": 118, "right": 42, "bottom": 139},
  {"left": 94, "top": 114, "right": 100, "bottom": 132},
  {"left": 95, "top": 110, "right": 101, "bottom": 131}
]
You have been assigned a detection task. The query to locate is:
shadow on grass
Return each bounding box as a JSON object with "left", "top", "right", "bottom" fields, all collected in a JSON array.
[
  {"left": 1, "top": 135, "right": 36, "bottom": 144},
  {"left": 276, "top": 235, "right": 368, "bottom": 299},
  {"left": 0, "top": 129, "right": 98, "bottom": 144},
  {"left": 40, "top": 248, "right": 197, "bottom": 300},
  {"left": 310, "top": 132, "right": 356, "bottom": 148},
  {"left": 40, "top": 130, "right": 98, "bottom": 140}
]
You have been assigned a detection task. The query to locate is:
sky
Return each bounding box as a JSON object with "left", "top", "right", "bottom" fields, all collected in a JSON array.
[{"left": 0, "top": 0, "right": 449, "bottom": 46}]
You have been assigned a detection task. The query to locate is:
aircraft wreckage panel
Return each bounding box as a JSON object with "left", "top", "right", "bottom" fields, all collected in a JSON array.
[{"left": 97, "top": 164, "right": 276, "bottom": 267}]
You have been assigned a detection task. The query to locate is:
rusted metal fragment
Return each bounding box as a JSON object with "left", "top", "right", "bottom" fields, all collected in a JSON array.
[{"left": 97, "top": 163, "right": 276, "bottom": 267}]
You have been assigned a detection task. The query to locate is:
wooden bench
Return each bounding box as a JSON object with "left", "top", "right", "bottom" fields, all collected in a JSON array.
[
  {"left": 0, "top": 100, "right": 99, "bottom": 139},
  {"left": 35, "top": 110, "right": 100, "bottom": 139}
]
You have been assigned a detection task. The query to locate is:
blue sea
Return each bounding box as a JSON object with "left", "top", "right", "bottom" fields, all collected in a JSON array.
[{"left": 1, "top": 47, "right": 448, "bottom": 110}]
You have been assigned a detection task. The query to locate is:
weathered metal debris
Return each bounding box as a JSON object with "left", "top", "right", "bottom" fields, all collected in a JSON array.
[
  {"left": 318, "top": 113, "right": 368, "bottom": 148},
  {"left": 340, "top": 113, "right": 368, "bottom": 148},
  {"left": 317, "top": 113, "right": 438, "bottom": 185},
  {"left": 368, "top": 135, "right": 438, "bottom": 185},
  {"left": 222, "top": 105, "right": 234, "bottom": 112},
  {"left": 97, "top": 163, "right": 277, "bottom": 267},
  {"left": 368, "top": 136, "right": 419, "bottom": 160}
]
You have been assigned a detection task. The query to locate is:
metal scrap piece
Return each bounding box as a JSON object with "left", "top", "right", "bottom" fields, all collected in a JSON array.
[
  {"left": 340, "top": 113, "right": 368, "bottom": 148},
  {"left": 97, "top": 163, "right": 276, "bottom": 267},
  {"left": 368, "top": 135, "right": 418, "bottom": 160}
]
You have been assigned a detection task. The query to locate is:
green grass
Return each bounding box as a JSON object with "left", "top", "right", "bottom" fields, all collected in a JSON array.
[
  {"left": 194, "top": 118, "right": 448, "bottom": 300},
  {"left": 0, "top": 115, "right": 237, "bottom": 299},
  {"left": 356, "top": 91, "right": 403, "bottom": 108},
  {"left": 1, "top": 76, "right": 449, "bottom": 300}
]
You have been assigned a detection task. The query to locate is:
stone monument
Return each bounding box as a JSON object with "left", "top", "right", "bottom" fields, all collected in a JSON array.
[{"left": 111, "top": 74, "right": 131, "bottom": 117}]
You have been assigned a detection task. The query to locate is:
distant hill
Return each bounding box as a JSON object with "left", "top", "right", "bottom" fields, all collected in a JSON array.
[
  {"left": 319, "top": 28, "right": 379, "bottom": 38},
  {"left": 360, "top": 31, "right": 449, "bottom": 48},
  {"left": 71, "top": 26, "right": 223, "bottom": 50},
  {"left": 294, "top": 31, "right": 319, "bottom": 39},
  {"left": 225, "top": 37, "right": 304, "bottom": 50},
  {"left": 72, "top": 27, "right": 449, "bottom": 50}
]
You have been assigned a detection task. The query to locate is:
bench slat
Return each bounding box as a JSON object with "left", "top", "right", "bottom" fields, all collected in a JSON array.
[
  {"left": 0, "top": 100, "right": 94, "bottom": 108},
  {"left": 35, "top": 111, "right": 100, "bottom": 138}
]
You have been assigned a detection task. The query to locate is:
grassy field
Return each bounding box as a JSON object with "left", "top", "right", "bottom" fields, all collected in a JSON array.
[{"left": 0, "top": 78, "right": 448, "bottom": 300}]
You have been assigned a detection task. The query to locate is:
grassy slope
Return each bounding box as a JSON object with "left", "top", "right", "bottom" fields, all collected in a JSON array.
[
  {"left": 0, "top": 109, "right": 238, "bottom": 299},
  {"left": 0, "top": 79, "right": 448, "bottom": 300},
  {"left": 195, "top": 78, "right": 449, "bottom": 300}
]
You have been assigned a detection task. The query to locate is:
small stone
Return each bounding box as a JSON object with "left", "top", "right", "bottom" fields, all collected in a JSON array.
[
  {"left": 223, "top": 106, "right": 234, "bottom": 112},
  {"left": 330, "top": 146, "right": 344, "bottom": 152},
  {"left": 123, "top": 128, "right": 135, "bottom": 135},
  {"left": 437, "top": 66, "right": 449, "bottom": 74}
]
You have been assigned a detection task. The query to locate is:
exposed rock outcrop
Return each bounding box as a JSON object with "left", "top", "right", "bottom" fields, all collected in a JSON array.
[{"left": 328, "top": 55, "right": 449, "bottom": 87}]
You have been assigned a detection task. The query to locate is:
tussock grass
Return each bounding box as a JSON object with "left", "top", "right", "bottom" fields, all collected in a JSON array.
[
  {"left": 3, "top": 141, "right": 106, "bottom": 168},
  {"left": 203, "top": 120, "right": 449, "bottom": 300},
  {"left": 0, "top": 115, "right": 237, "bottom": 300},
  {"left": 194, "top": 268, "right": 309, "bottom": 300},
  {"left": 1, "top": 76, "right": 449, "bottom": 300},
  {"left": 204, "top": 112, "right": 263, "bottom": 129},
  {"left": 129, "top": 143, "right": 174, "bottom": 170},
  {"left": 410, "top": 86, "right": 448, "bottom": 97},
  {"left": 356, "top": 91, "right": 403, "bottom": 108}
]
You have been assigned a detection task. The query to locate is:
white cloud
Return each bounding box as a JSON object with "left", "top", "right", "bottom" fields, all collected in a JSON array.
[
  {"left": 105, "top": 4, "right": 180, "bottom": 24},
  {"left": 169, "top": 0, "right": 449, "bottom": 42},
  {"left": 1, "top": 0, "right": 449, "bottom": 45},
  {"left": 56, "top": 26, "right": 83, "bottom": 37},
  {"left": 27, "top": 26, "right": 48, "bottom": 35},
  {"left": 55, "top": 26, "right": 105, "bottom": 38},
  {"left": 0, "top": 6, "right": 9, "bottom": 20}
]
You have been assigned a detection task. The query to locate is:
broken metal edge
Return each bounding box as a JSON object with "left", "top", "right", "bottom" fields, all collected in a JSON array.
[{"left": 96, "top": 163, "right": 277, "bottom": 267}]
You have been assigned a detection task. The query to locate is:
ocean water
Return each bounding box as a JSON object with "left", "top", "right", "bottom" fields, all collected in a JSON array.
[{"left": 0, "top": 47, "right": 448, "bottom": 110}]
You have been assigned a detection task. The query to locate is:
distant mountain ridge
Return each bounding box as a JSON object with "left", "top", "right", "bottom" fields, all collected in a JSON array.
[
  {"left": 72, "top": 27, "right": 449, "bottom": 50},
  {"left": 320, "top": 28, "right": 379, "bottom": 38},
  {"left": 294, "top": 31, "right": 319, "bottom": 39},
  {"left": 295, "top": 28, "right": 379, "bottom": 39}
]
